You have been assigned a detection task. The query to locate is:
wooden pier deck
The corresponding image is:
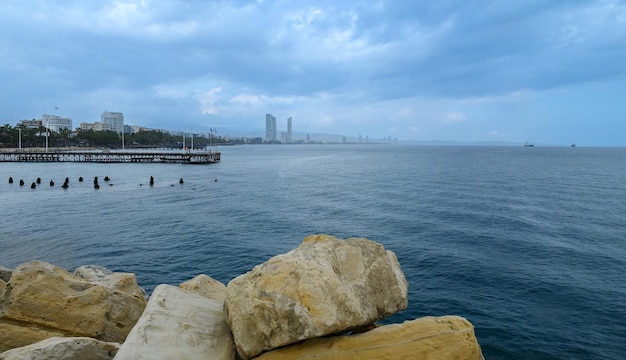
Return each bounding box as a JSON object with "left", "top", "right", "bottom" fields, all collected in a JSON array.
[{"left": 0, "top": 149, "right": 220, "bottom": 164}]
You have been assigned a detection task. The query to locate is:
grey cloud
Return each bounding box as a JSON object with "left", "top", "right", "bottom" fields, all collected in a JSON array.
[{"left": 1, "top": 0, "right": 624, "bottom": 144}]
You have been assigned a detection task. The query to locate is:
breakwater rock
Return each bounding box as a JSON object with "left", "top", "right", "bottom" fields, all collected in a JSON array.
[
  {"left": 0, "top": 337, "right": 120, "bottom": 360},
  {"left": 255, "top": 316, "right": 483, "bottom": 360},
  {"left": 225, "top": 234, "right": 409, "bottom": 359},
  {"left": 0, "top": 260, "right": 146, "bottom": 352},
  {"left": 114, "top": 283, "right": 235, "bottom": 359},
  {"left": 0, "top": 235, "right": 484, "bottom": 360}
]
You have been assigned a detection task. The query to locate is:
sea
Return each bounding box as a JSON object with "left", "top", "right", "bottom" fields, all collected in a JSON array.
[{"left": 1, "top": 144, "right": 625, "bottom": 359}]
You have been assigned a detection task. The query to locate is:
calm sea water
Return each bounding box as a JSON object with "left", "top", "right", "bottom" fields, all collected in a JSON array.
[{"left": 1, "top": 145, "right": 625, "bottom": 359}]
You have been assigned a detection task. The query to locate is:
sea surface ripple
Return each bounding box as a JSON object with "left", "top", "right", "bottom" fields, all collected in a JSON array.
[{"left": 1, "top": 145, "right": 625, "bottom": 359}]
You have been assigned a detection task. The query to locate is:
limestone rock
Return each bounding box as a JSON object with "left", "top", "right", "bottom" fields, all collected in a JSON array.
[
  {"left": 0, "top": 323, "right": 66, "bottom": 353},
  {"left": 0, "top": 260, "right": 146, "bottom": 352},
  {"left": 74, "top": 265, "right": 148, "bottom": 301},
  {"left": 0, "top": 337, "right": 119, "bottom": 360},
  {"left": 0, "top": 266, "right": 11, "bottom": 282},
  {"left": 225, "top": 234, "right": 408, "bottom": 359},
  {"left": 114, "top": 284, "right": 235, "bottom": 360},
  {"left": 180, "top": 274, "right": 227, "bottom": 302},
  {"left": 74, "top": 264, "right": 114, "bottom": 281},
  {"left": 255, "top": 316, "right": 484, "bottom": 360}
]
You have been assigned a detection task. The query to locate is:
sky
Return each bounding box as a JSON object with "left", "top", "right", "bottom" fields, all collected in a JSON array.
[{"left": 1, "top": 0, "right": 625, "bottom": 146}]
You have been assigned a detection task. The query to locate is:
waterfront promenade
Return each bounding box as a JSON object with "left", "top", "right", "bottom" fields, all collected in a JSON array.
[{"left": 0, "top": 148, "right": 220, "bottom": 164}]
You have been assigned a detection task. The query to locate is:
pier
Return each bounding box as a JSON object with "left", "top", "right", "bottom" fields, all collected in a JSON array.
[{"left": 0, "top": 149, "right": 220, "bottom": 164}]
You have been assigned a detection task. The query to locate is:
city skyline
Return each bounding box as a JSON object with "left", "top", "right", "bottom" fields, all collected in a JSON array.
[{"left": 1, "top": 1, "right": 625, "bottom": 146}]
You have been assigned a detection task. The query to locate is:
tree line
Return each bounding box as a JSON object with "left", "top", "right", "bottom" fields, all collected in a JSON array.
[{"left": 0, "top": 124, "right": 224, "bottom": 148}]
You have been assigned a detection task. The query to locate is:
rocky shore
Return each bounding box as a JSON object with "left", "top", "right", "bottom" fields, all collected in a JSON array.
[{"left": 0, "top": 234, "right": 484, "bottom": 359}]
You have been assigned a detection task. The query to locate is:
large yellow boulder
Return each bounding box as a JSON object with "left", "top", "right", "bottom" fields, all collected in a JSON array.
[
  {"left": 225, "top": 235, "right": 408, "bottom": 359},
  {"left": 0, "top": 261, "right": 146, "bottom": 352},
  {"left": 255, "top": 316, "right": 484, "bottom": 360}
]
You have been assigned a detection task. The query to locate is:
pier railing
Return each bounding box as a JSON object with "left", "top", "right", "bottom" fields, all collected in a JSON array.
[{"left": 0, "top": 148, "right": 220, "bottom": 164}]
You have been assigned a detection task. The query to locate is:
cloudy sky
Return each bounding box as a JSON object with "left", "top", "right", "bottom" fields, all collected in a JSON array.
[{"left": 1, "top": 1, "right": 625, "bottom": 145}]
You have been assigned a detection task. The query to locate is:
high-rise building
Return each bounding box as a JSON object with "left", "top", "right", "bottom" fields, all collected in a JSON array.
[
  {"left": 287, "top": 116, "right": 292, "bottom": 144},
  {"left": 265, "top": 114, "right": 277, "bottom": 142},
  {"left": 101, "top": 111, "right": 124, "bottom": 133}
]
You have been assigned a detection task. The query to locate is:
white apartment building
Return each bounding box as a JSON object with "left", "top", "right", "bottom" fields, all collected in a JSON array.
[
  {"left": 101, "top": 111, "right": 124, "bottom": 133},
  {"left": 42, "top": 114, "right": 72, "bottom": 132}
]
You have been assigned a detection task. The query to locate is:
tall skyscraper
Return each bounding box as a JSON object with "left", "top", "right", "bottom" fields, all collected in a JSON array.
[
  {"left": 287, "top": 116, "right": 292, "bottom": 144},
  {"left": 265, "top": 114, "right": 277, "bottom": 142}
]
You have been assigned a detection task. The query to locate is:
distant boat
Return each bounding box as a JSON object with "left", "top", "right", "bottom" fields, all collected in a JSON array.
[
  {"left": 524, "top": 142, "right": 534, "bottom": 147},
  {"left": 571, "top": 143, "right": 576, "bottom": 147}
]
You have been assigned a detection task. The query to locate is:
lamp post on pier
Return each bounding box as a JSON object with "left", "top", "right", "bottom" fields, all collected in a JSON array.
[{"left": 45, "top": 119, "right": 49, "bottom": 152}]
